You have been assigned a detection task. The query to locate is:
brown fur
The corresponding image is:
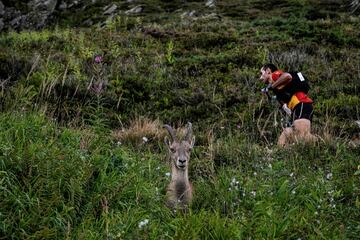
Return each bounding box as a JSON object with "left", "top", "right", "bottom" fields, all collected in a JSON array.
[
  {"left": 164, "top": 123, "right": 195, "bottom": 211},
  {"left": 166, "top": 169, "right": 193, "bottom": 210}
]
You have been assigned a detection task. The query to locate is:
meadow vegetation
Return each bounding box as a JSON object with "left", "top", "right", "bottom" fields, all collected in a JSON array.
[{"left": 0, "top": 0, "right": 359, "bottom": 239}]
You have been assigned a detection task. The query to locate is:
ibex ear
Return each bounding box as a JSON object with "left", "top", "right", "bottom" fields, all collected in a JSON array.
[
  {"left": 164, "top": 136, "right": 172, "bottom": 148},
  {"left": 189, "top": 136, "right": 195, "bottom": 149}
]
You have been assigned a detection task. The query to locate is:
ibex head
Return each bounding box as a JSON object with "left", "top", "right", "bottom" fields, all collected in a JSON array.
[{"left": 164, "top": 122, "right": 195, "bottom": 170}]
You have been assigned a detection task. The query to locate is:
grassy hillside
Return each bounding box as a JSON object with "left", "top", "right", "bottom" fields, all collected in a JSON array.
[
  {"left": 1, "top": 112, "right": 359, "bottom": 239},
  {"left": 0, "top": 0, "right": 360, "bottom": 239}
]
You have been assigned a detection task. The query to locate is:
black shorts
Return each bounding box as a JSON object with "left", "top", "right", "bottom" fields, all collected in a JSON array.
[{"left": 292, "top": 102, "right": 313, "bottom": 122}]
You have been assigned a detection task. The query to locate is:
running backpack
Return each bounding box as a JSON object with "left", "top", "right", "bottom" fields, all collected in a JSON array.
[
  {"left": 286, "top": 71, "right": 310, "bottom": 95},
  {"left": 272, "top": 71, "right": 311, "bottom": 104}
]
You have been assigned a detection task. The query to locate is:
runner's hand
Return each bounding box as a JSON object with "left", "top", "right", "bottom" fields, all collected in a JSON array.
[{"left": 282, "top": 104, "right": 292, "bottom": 116}]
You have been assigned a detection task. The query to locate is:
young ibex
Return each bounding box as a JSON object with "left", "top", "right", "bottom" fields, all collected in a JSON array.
[{"left": 164, "top": 122, "right": 195, "bottom": 211}]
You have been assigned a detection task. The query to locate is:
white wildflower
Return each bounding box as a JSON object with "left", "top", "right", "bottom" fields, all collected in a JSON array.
[
  {"left": 253, "top": 172, "right": 257, "bottom": 176},
  {"left": 117, "top": 141, "right": 122, "bottom": 146},
  {"left": 290, "top": 172, "right": 294, "bottom": 177},
  {"left": 231, "top": 177, "right": 236, "bottom": 185},
  {"left": 250, "top": 190, "right": 256, "bottom": 197},
  {"left": 142, "top": 136, "right": 148, "bottom": 143},
  {"left": 165, "top": 172, "right": 171, "bottom": 177},
  {"left": 138, "top": 219, "right": 149, "bottom": 228},
  {"left": 292, "top": 190, "right": 296, "bottom": 195},
  {"left": 231, "top": 177, "right": 239, "bottom": 186},
  {"left": 326, "top": 173, "right": 333, "bottom": 180}
]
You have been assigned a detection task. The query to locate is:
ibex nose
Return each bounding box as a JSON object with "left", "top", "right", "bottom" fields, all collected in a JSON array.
[{"left": 179, "top": 159, "right": 186, "bottom": 164}]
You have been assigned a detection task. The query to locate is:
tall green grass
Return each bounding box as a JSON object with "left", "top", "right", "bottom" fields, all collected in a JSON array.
[
  {"left": 0, "top": 112, "right": 359, "bottom": 239},
  {"left": 0, "top": 1, "right": 360, "bottom": 239}
]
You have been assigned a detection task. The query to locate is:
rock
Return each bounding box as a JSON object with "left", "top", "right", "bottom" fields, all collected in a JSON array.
[
  {"left": 188, "top": 10, "right": 196, "bottom": 17},
  {"left": 201, "top": 13, "right": 220, "bottom": 20},
  {"left": 356, "top": 120, "right": 360, "bottom": 128},
  {"left": 3, "top": 7, "right": 21, "bottom": 21},
  {"left": 82, "top": 18, "right": 93, "bottom": 26},
  {"left": 0, "top": 1, "right": 4, "bottom": 17},
  {"left": 59, "top": 1, "right": 68, "bottom": 10},
  {"left": 67, "top": 0, "right": 80, "bottom": 8},
  {"left": 180, "top": 11, "right": 188, "bottom": 18},
  {"left": 29, "top": 0, "right": 58, "bottom": 12},
  {"left": 205, "top": 0, "right": 215, "bottom": 7},
  {"left": 25, "top": 0, "right": 58, "bottom": 29},
  {"left": 10, "top": 15, "right": 26, "bottom": 29},
  {"left": 125, "top": 5, "right": 142, "bottom": 14},
  {"left": 0, "top": 18, "right": 3, "bottom": 32},
  {"left": 181, "top": 10, "right": 197, "bottom": 18},
  {"left": 103, "top": 3, "right": 117, "bottom": 15}
]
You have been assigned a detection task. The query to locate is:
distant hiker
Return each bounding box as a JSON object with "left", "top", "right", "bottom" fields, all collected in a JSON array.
[{"left": 260, "top": 63, "right": 316, "bottom": 147}]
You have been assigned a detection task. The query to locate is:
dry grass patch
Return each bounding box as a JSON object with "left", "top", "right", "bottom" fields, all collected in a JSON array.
[
  {"left": 111, "top": 118, "right": 197, "bottom": 147},
  {"left": 112, "top": 117, "right": 165, "bottom": 146}
]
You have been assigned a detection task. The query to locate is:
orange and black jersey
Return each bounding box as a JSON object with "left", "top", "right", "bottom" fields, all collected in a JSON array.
[{"left": 272, "top": 71, "right": 313, "bottom": 110}]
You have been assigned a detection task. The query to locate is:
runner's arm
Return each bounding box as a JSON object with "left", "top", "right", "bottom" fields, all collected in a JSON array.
[{"left": 271, "top": 72, "right": 292, "bottom": 89}]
